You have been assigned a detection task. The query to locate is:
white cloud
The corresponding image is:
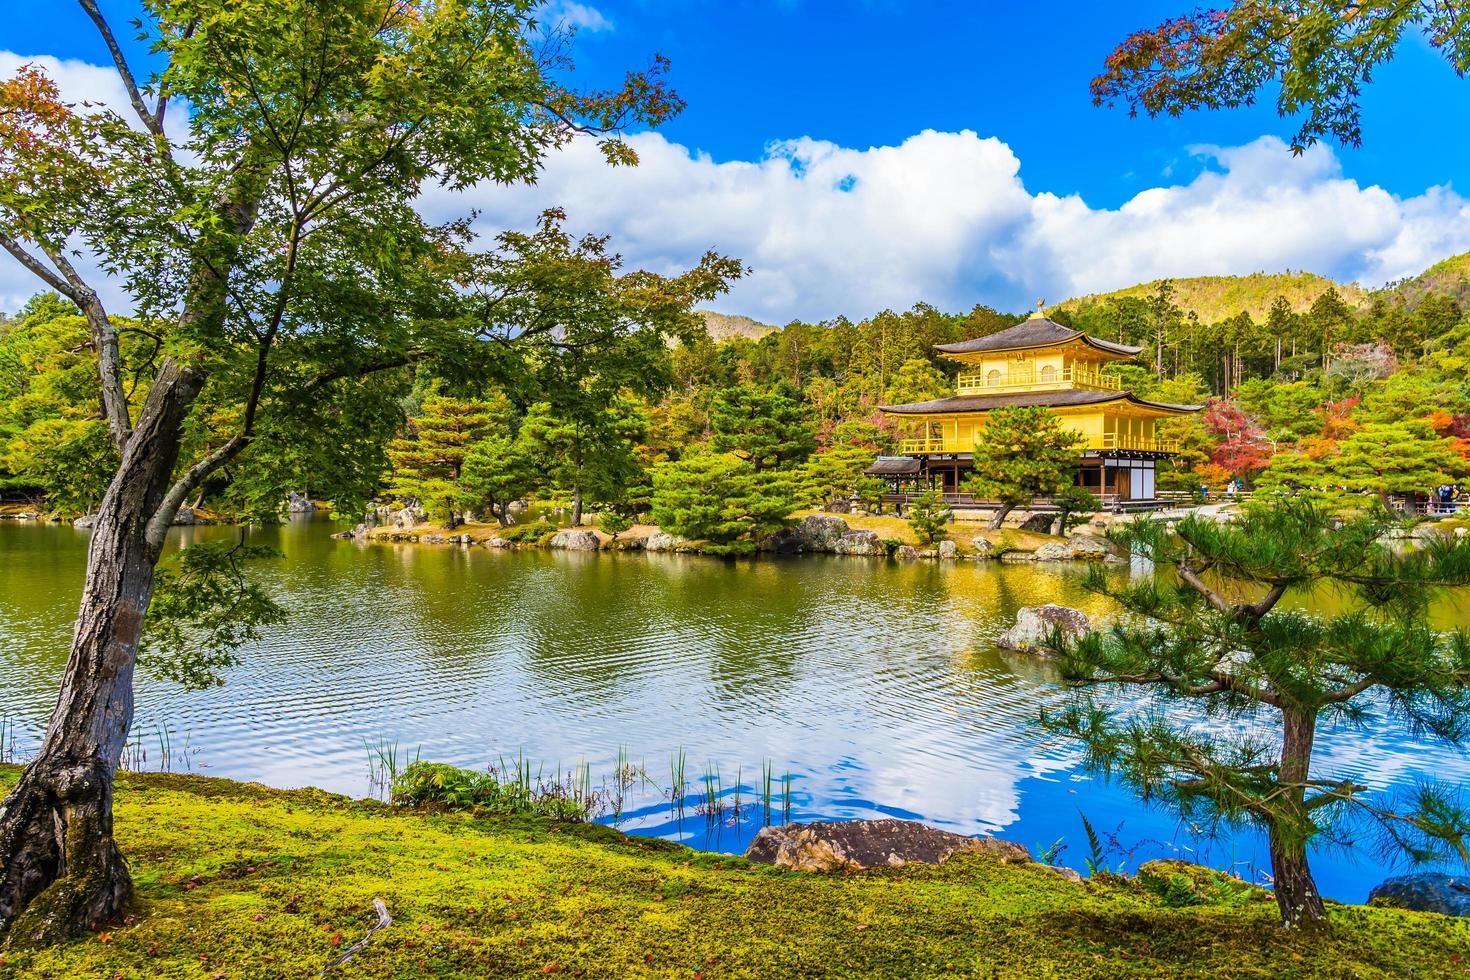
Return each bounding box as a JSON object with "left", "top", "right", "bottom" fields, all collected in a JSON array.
[
  {"left": 539, "top": 1, "right": 613, "bottom": 33},
  {"left": 5, "top": 47, "right": 1470, "bottom": 324},
  {"left": 423, "top": 130, "right": 1470, "bottom": 323}
]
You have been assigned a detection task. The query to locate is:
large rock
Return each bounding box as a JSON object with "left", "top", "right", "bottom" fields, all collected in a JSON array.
[
  {"left": 937, "top": 540, "right": 958, "bottom": 560},
  {"left": 1369, "top": 873, "right": 1470, "bottom": 917},
  {"left": 745, "top": 819, "right": 1030, "bottom": 872},
  {"left": 1032, "top": 542, "right": 1072, "bottom": 561},
  {"left": 894, "top": 545, "right": 923, "bottom": 560},
  {"left": 1064, "top": 532, "right": 1118, "bottom": 561},
  {"left": 394, "top": 505, "right": 425, "bottom": 528},
  {"left": 833, "top": 530, "right": 884, "bottom": 557},
  {"left": 286, "top": 491, "right": 316, "bottom": 513},
  {"left": 73, "top": 514, "right": 98, "bottom": 529},
  {"left": 797, "top": 514, "right": 849, "bottom": 551},
  {"left": 172, "top": 506, "right": 198, "bottom": 526},
  {"left": 645, "top": 531, "right": 695, "bottom": 553},
  {"left": 969, "top": 536, "right": 995, "bottom": 558},
  {"left": 996, "top": 604, "right": 1092, "bottom": 654},
  {"left": 759, "top": 526, "right": 806, "bottom": 554},
  {"left": 549, "top": 529, "right": 601, "bottom": 551}
]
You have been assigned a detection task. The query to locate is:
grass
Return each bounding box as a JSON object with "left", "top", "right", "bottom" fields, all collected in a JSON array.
[
  {"left": 0, "top": 766, "right": 1466, "bottom": 978},
  {"left": 803, "top": 510, "right": 1062, "bottom": 553}
]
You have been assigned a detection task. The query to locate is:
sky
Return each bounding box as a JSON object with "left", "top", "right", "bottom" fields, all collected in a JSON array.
[{"left": 3, "top": 1, "right": 1470, "bottom": 323}]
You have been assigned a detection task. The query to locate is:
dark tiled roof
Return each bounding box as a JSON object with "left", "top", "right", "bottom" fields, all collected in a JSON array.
[
  {"left": 879, "top": 390, "right": 1199, "bottom": 415},
  {"left": 935, "top": 317, "right": 1143, "bottom": 357},
  {"left": 864, "top": 456, "right": 921, "bottom": 475}
]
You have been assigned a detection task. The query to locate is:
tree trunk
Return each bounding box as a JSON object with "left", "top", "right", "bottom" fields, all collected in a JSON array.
[
  {"left": 987, "top": 502, "right": 1014, "bottom": 531},
  {"left": 571, "top": 484, "right": 583, "bottom": 527},
  {"left": 0, "top": 362, "right": 200, "bottom": 947},
  {"left": 1268, "top": 708, "right": 1326, "bottom": 927}
]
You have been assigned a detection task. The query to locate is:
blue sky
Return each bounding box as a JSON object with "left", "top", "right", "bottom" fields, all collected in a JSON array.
[{"left": 3, "top": 1, "right": 1470, "bottom": 321}]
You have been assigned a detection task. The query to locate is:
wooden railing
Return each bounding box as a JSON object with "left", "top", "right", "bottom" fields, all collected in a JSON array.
[
  {"left": 898, "top": 434, "right": 1180, "bottom": 454},
  {"left": 955, "top": 366, "right": 1122, "bottom": 395}
]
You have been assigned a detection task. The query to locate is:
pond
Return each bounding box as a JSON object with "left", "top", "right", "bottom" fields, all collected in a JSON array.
[{"left": 2, "top": 516, "right": 1467, "bottom": 902}]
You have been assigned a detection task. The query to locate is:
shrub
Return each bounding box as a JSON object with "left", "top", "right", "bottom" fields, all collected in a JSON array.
[{"left": 497, "top": 519, "right": 557, "bottom": 543}]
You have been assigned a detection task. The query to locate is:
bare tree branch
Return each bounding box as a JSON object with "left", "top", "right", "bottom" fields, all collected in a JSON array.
[
  {"left": 144, "top": 434, "right": 249, "bottom": 551},
  {"left": 77, "top": 0, "right": 164, "bottom": 138},
  {"left": 39, "top": 244, "right": 134, "bottom": 449}
]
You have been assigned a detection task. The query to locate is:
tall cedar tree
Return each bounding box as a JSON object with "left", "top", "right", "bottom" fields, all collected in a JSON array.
[
  {"left": 386, "top": 396, "right": 494, "bottom": 527},
  {"left": 0, "top": 0, "right": 703, "bottom": 944},
  {"left": 709, "top": 385, "right": 817, "bottom": 473},
  {"left": 965, "top": 406, "right": 1086, "bottom": 529},
  {"left": 1045, "top": 500, "right": 1470, "bottom": 926}
]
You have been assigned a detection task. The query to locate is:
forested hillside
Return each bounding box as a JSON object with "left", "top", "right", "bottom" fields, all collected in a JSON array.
[
  {"left": 1056, "top": 271, "right": 1367, "bottom": 322},
  {"left": 3, "top": 250, "right": 1468, "bottom": 527}
]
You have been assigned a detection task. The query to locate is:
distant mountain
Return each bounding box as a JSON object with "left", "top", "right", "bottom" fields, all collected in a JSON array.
[
  {"left": 699, "top": 310, "right": 778, "bottom": 342},
  {"left": 1380, "top": 252, "right": 1470, "bottom": 311},
  {"left": 1057, "top": 272, "right": 1368, "bottom": 322}
]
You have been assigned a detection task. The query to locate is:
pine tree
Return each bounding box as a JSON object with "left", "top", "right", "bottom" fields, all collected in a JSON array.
[
  {"left": 965, "top": 406, "right": 1085, "bottom": 529},
  {"left": 1045, "top": 500, "right": 1470, "bottom": 926},
  {"left": 650, "top": 453, "right": 797, "bottom": 555},
  {"left": 386, "top": 396, "right": 494, "bottom": 526},
  {"left": 460, "top": 433, "right": 536, "bottom": 527},
  {"left": 906, "top": 489, "right": 953, "bottom": 544},
  {"left": 709, "top": 384, "right": 816, "bottom": 472}
]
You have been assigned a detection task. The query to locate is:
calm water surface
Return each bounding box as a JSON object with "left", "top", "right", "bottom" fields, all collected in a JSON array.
[{"left": 2, "top": 517, "right": 1467, "bottom": 901}]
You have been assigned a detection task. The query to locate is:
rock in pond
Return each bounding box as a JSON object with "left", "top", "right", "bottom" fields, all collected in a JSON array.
[
  {"left": 550, "top": 529, "right": 601, "bottom": 551},
  {"left": 833, "top": 529, "right": 884, "bottom": 557},
  {"left": 937, "top": 539, "right": 958, "bottom": 560},
  {"left": 759, "top": 526, "right": 806, "bottom": 554},
  {"left": 894, "top": 545, "right": 923, "bottom": 560},
  {"left": 73, "top": 514, "right": 98, "bottom": 529},
  {"left": 996, "top": 604, "right": 1092, "bottom": 654},
  {"left": 1064, "top": 532, "right": 1119, "bottom": 561},
  {"left": 1369, "top": 873, "right": 1470, "bottom": 916},
  {"left": 745, "top": 819, "right": 1030, "bottom": 872}
]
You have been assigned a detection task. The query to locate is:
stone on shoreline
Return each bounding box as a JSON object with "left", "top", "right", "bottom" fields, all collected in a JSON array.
[
  {"left": 937, "top": 540, "right": 958, "bottom": 560},
  {"left": 745, "top": 819, "right": 1031, "bottom": 872},
  {"left": 996, "top": 604, "right": 1092, "bottom": 654},
  {"left": 550, "top": 529, "right": 601, "bottom": 551},
  {"left": 1369, "top": 873, "right": 1470, "bottom": 916},
  {"left": 833, "top": 529, "right": 884, "bottom": 556},
  {"left": 646, "top": 531, "right": 696, "bottom": 553}
]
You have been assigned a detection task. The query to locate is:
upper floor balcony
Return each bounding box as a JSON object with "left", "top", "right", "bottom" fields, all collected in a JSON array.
[
  {"left": 898, "top": 433, "right": 1180, "bottom": 455},
  {"left": 955, "top": 365, "right": 1121, "bottom": 395}
]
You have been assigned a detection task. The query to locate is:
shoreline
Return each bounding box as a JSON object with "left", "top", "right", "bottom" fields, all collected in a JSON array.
[
  {"left": 0, "top": 765, "right": 1462, "bottom": 978},
  {"left": 338, "top": 510, "right": 1130, "bottom": 564}
]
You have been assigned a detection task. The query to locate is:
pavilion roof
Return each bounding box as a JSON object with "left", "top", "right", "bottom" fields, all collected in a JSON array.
[
  {"left": 864, "top": 456, "right": 922, "bottom": 475},
  {"left": 878, "top": 389, "right": 1199, "bottom": 415},
  {"left": 935, "top": 317, "right": 1143, "bottom": 358}
]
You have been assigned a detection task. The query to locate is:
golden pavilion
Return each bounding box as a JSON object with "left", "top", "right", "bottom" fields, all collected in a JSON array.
[{"left": 867, "top": 305, "right": 1200, "bottom": 507}]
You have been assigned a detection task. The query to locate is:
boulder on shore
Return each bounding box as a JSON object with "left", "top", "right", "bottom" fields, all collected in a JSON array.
[
  {"left": 969, "top": 536, "right": 996, "bottom": 558},
  {"left": 645, "top": 531, "right": 695, "bottom": 553},
  {"left": 745, "top": 819, "right": 1030, "bottom": 872},
  {"left": 798, "top": 513, "right": 850, "bottom": 551},
  {"left": 759, "top": 526, "right": 806, "bottom": 554},
  {"left": 549, "top": 529, "right": 601, "bottom": 551},
  {"left": 73, "top": 514, "right": 98, "bottom": 529},
  {"left": 1032, "top": 542, "right": 1071, "bottom": 561},
  {"left": 1064, "top": 532, "right": 1120, "bottom": 561},
  {"left": 996, "top": 604, "right": 1092, "bottom": 654},
  {"left": 937, "top": 540, "right": 958, "bottom": 560},
  {"left": 833, "top": 529, "right": 884, "bottom": 557},
  {"left": 894, "top": 545, "right": 922, "bottom": 560},
  {"left": 1369, "top": 873, "right": 1470, "bottom": 917}
]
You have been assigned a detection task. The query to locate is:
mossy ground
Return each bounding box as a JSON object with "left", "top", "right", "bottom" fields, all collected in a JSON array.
[{"left": 1, "top": 767, "right": 1465, "bottom": 978}]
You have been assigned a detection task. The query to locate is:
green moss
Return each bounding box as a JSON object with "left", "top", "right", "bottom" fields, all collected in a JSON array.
[{"left": 0, "top": 766, "right": 1466, "bottom": 977}]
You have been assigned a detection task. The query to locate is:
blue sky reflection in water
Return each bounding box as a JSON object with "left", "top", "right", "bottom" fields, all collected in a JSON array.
[{"left": 1, "top": 517, "right": 1467, "bottom": 903}]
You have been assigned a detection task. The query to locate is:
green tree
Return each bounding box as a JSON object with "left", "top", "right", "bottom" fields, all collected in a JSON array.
[
  {"left": 0, "top": 0, "right": 689, "bottom": 941},
  {"left": 460, "top": 432, "right": 536, "bottom": 527},
  {"left": 800, "top": 443, "right": 884, "bottom": 511},
  {"left": 883, "top": 357, "right": 950, "bottom": 405},
  {"left": 650, "top": 453, "right": 797, "bottom": 555},
  {"left": 709, "top": 384, "right": 816, "bottom": 472},
  {"left": 387, "top": 396, "right": 494, "bottom": 526},
  {"left": 965, "top": 406, "right": 1086, "bottom": 530},
  {"left": 1095, "top": 2, "right": 1470, "bottom": 152},
  {"left": 1045, "top": 500, "right": 1470, "bottom": 925},
  {"left": 1048, "top": 485, "right": 1100, "bottom": 536},
  {"left": 1316, "top": 420, "right": 1463, "bottom": 508},
  {"left": 521, "top": 400, "right": 646, "bottom": 527},
  {"left": 906, "top": 488, "right": 953, "bottom": 544}
]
